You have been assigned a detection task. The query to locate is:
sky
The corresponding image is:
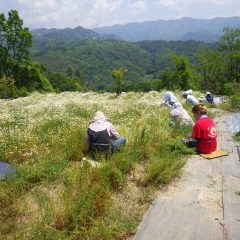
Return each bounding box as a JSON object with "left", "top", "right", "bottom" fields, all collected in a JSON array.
[{"left": 0, "top": 0, "right": 240, "bottom": 29}]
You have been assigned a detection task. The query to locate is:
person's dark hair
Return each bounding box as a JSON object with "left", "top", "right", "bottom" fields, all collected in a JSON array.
[{"left": 192, "top": 104, "right": 208, "bottom": 115}]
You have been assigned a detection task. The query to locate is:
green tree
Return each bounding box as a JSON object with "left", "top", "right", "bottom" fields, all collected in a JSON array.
[
  {"left": 67, "top": 66, "right": 74, "bottom": 77},
  {"left": 47, "top": 72, "right": 84, "bottom": 92},
  {"left": 0, "top": 10, "right": 52, "bottom": 97},
  {"left": 171, "top": 54, "right": 191, "bottom": 89},
  {"left": 17, "top": 62, "right": 53, "bottom": 91},
  {"left": 220, "top": 27, "right": 240, "bottom": 82},
  {"left": 224, "top": 82, "right": 240, "bottom": 109},
  {"left": 160, "top": 54, "right": 191, "bottom": 90},
  {"left": 0, "top": 76, "right": 15, "bottom": 98},
  {"left": 6, "top": 10, "right": 32, "bottom": 61},
  {"left": 111, "top": 68, "right": 127, "bottom": 96},
  {"left": 197, "top": 49, "right": 226, "bottom": 93},
  {"left": 161, "top": 69, "right": 175, "bottom": 90},
  {"left": 0, "top": 10, "right": 32, "bottom": 77},
  {"left": 0, "top": 13, "right": 8, "bottom": 77}
]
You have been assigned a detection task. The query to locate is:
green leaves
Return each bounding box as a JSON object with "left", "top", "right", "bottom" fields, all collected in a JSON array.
[
  {"left": 0, "top": 10, "right": 52, "bottom": 98},
  {"left": 220, "top": 27, "right": 240, "bottom": 52},
  {"left": 3, "top": 10, "right": 31, "bottom": 61},
  {"left": 111, "top": 68, "right": 127, "bottom": 96},
  {"left": 47, "top": 72, "right": 85, "bottom": 92},
  {"left": 197, "top": 49, "right": 226, "bottom": 93},
  {"left": 220, "top": 27, "right": 240, "bottom": 82},
  {"left": 160, "top": 54, "right": 191, "bottom": 90}
]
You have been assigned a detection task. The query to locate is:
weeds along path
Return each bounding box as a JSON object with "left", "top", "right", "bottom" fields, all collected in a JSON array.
[{"left": 134, "top": 110, "right": 240, "bottom": 240}]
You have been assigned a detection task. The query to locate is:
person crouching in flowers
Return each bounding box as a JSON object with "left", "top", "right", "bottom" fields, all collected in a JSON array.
[
  {"left": 191, "top": 104, "right": 217, "bottom": 154},
  {"left": 86, "top": 111, "right": 126, "bottom": 153},
  {"left": 160, "top": 91, "right": 178, "bottom": 108},
  {"left": 170, "top": 102, "right": 194, "bottom": 126}
]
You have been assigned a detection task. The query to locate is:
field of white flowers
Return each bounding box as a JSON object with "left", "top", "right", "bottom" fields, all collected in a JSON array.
[{"left": 0, "top": 91, "right": 194, "bottom": 240}]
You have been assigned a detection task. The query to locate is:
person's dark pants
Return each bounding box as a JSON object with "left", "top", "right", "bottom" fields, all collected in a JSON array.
[
  {"left": 182, "top": 139, "right": 197, "bottom": 148},
  {"left": 186, "top": 140, "right": 197, "bottom": 148}
]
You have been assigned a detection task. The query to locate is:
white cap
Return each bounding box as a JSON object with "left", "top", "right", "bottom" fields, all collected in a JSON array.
[
  {"left": 183, "top": 89, "right": 192, "bottom": 96},
  {"left": 173, "top": 102, "right": 182, "bottom": 108}
]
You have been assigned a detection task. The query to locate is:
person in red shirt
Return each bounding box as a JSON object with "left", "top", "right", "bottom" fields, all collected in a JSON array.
[{"left": 191, "top": 104, "right": 217, "bottom": 154}]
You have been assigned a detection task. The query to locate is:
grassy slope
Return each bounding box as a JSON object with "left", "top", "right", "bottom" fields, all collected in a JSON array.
[{"left": 0, "top": 92, "right": 194, "bottom": 240}]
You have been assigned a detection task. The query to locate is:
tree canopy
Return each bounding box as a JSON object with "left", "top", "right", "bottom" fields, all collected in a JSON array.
[{"left": 0, "top": 10, "right": 53, "bottom": 98}]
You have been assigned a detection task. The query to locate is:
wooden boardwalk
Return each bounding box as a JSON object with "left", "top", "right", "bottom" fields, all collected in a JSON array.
[{"left": 134, "top": 114, "right": 240, "bottom": 240}]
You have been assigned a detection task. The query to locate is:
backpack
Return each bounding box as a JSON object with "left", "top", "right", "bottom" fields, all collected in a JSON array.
[{"left": 87, "top": 128, "right": 112, "bottom": 153}]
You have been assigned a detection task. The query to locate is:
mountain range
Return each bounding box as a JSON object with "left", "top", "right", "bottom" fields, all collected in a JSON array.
[
  {"left": 31, "top": 17, "right": 240, "bottom": 45},
  {"left": 30, "top": 16, "right": 238, "bottom": 89},
  {"left": 31, "top": 26, "right": 120, "bottom": 50},
  {"left": 93, "top": 17, "right": 240, "bottom": 42}
]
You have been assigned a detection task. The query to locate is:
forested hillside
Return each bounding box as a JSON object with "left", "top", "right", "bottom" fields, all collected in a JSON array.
[{"left": 32, "top": 39, "right": 216, "bottom": 90}]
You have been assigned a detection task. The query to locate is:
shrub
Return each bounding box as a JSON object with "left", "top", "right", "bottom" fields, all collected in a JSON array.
[
  {"left": 16, "top": 62, "right": 53, "bottom": 92},
  {"left": 234, "top": 132, "right": 240, "bottom": 142},
  {"left": 101, "top": 165, "right": 125, "bottom": 191},
  {"left": 224, "top": 82, "right": 240, "bottom": 110},
  {"left": 47, "top": 72, "right": 85, "bottom": 92},
  {"left": 0, "top": 76, "right": 29, "bottom": 99},
  {"left": 230, "top": 93, "right": 240, "bottom": 110},
  {"left": 0, "top": 76, "right": 16, "bottom": 99}
]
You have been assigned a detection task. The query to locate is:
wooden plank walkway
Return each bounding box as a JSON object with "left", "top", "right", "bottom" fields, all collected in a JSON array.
[{"left": 134, "top": 114, "right": 240, "bottom": 240}]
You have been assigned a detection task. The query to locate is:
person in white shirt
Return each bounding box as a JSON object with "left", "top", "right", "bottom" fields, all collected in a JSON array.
[
  {"left": 182, "top": 90, "right": 199, "bottom": 106},
  {"left": 160, "top": 91, "right": 178, "bottom": 107},
  {"left": 170, "top": 102, "right": 194, "bottom": 126}
]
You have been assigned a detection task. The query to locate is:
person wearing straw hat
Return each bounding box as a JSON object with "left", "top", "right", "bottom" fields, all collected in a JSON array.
[
  {"left": 86, "top": 111, "right": 126, "bottom": 153},
  {"left": 198, "top": 96, "right": 206, "bottom": 103},
  {"left": 182, "top": 90, "right": 199, "bottom": 106}
]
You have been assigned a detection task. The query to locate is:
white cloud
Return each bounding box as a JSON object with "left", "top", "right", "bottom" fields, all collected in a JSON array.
[
  {"left": 18, "top": 0, "right": 58, "bottom": 8},
  {"left": 92, "top": 0, "right": 123, "bottom": 11},
  {"left": 198, "top": 0, "right": 236, "bottom": 5},
  {"left": 158, "top": 0, "right": 177, "bottom": 8},
  {"left": 129, "top": 1, "right": 148, "bottom": 11},
  {"left": 0, "top": 0, "right": 239, "bottom": 29}
]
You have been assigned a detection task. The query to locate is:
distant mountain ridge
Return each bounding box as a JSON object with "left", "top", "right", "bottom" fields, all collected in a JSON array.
[
  {"left": 93, "top": 17, "right": 240, "bottom": 42},
  {"left": 31, "top": 26, "right": 120, "bottom": 49},
  {"left": 31, "top": 17, "right": 240, "bottom": 46}
]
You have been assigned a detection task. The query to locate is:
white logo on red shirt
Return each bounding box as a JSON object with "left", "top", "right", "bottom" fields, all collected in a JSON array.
[{"left": 209, "top": 126, "right": 217, "bottom": 138}]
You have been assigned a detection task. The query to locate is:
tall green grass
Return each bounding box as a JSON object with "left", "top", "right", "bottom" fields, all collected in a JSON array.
[{"left": 0, "top": 92, "right": 194, "bottom": 239}]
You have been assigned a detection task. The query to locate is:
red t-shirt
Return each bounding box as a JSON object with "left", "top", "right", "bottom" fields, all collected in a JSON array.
[{"left": 192, "top": 116, "right": 217, "bottom": 154}]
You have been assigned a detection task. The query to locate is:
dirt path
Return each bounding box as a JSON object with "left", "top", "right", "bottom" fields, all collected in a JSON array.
[{"left": 134, "top": 112, "right": 240, "bottom": 240}]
